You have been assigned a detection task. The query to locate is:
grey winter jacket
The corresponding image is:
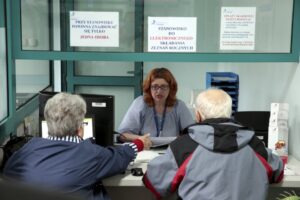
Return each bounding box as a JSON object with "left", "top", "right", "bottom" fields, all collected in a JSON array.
[{"left": 143, "top": 118, "right": 284, "bottom": 200}]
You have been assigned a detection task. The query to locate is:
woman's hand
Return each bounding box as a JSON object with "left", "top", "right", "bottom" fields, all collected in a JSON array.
[{"left": 137, "top": 133, "right": 152, "bottom": 150}]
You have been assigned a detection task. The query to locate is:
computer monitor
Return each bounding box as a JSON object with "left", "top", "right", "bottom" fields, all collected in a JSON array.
[
  {"left": 41, "top": 117, "right": 95, "bottom": 140},
  {"left": 233, "top": 111, "right": 270, "bottom": 145},
  {"left": 39, "top": 91, "right": 114, "bottom": 146}
]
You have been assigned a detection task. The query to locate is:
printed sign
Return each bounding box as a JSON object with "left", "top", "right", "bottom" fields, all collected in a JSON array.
[
  {"left": 148, "top": 17, "right": 197, "bottom": 52},
  {"left": 70, "top": 11, "right": 119, "bottom": 47},
  {"left": 220, "top": 7, "right": 256, "bottom": 50}
]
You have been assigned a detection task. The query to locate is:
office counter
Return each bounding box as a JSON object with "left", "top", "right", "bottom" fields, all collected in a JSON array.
[
  {"left": 103, "top": 150, "right": 300, "bottom": 187},
  {"left": 103, "top": 150, "right": 300, "bottom": 200},
  {"left": 103, "top": 149, "right": 173, "bottom": 200},
  {"left": 103, "top": 162, "right": 147, "bottom": 187},
  {"left": 103, "top": 150, "right": 163, "bottom": 187},
  {"left": 272, "top": 156, "right": 300, "bottom": 187}
]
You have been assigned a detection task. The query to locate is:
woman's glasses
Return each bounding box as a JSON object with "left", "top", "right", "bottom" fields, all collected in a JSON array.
[{"left": 151, "top": 84, "right": 169, "bottom": 91}]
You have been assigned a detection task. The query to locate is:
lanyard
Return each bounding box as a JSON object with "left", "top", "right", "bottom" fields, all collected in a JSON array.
[{"left": 153, "top": 105, "right": 167, "bottom": 137}]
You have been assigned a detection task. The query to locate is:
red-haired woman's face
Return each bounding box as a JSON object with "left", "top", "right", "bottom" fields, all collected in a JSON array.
[{"left": 150, "top": 78, "right": 170, "bottom": 105}]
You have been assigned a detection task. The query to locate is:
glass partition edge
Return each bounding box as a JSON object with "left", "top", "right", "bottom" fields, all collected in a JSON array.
[
  {"left": 0, "top": 0, "right": 4, "bottom": 27},
  {"left": 73, "top": 76, "right": 137, "bottom": 86},
  {"left": 6, "top": 0, "right": 16, "bottom": 119},
  {"left": 291, "top": 0, "right": 300, "bottom": 56}
]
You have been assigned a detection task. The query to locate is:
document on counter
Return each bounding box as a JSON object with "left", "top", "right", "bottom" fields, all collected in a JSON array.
[
  {"left": 285, "top": 165, "right": 300, "bottom": 176},
  {"left": 135, "top": 150, "right": 161, "bottom": 163}
]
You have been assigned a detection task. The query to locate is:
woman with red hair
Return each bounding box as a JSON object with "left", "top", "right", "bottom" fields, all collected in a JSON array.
[{"left": 118, "top": 68, "right": 194, "bottom": 147}]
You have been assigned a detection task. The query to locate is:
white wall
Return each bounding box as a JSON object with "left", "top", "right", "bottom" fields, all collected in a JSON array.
[{"left": 285, "top": 61, "right": 300, "bottom": 160}]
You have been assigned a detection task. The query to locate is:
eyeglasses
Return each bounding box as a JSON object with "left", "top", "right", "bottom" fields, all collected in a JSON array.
[{"left": 151, "top": 84, "right": 169, "bottom": 91}]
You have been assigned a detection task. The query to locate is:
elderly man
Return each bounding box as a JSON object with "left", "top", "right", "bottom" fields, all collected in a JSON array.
[
  {"left": 143, "top": 88, "right": 284, "bottom": 200},
  {"left": 3, "top": 92, "right": 151, "bottom": 200}
]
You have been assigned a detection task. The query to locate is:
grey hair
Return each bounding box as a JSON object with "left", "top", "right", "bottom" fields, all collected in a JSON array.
[
  {"left": 44, "top": 93, "right": 86, "bottom": 137},
  {"left": 195, "top": 88, "right": 232, "bottom": 120}
]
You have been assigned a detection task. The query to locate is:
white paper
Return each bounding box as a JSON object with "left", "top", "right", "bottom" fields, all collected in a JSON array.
[
  {"left": 135, "top": 150, "right": 160, "bottom": 163},
  {"left": 70, "top": 11, "right": 119, "bottom": 47},
  {"left": 148, "top": 17, "right": 197, "bottom": 52},
  {"left": 220, "top": 7, "right": 256, "bottom": 50}
]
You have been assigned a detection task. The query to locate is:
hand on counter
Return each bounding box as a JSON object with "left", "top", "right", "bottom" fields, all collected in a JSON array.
[{"left": 137, "top": 133, "right": 152, "bottom": 150}]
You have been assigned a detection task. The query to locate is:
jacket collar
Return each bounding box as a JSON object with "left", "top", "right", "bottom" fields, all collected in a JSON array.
[{"left": 47, "top": 135, "right": 83, "bottom": 143}]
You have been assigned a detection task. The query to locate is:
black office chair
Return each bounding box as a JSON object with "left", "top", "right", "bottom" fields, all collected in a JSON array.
[{"left": 233, "top": 111, "right": 270, "bottom": 146}]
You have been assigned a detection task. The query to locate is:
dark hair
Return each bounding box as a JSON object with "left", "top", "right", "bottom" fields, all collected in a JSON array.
[{"left": 143, "top": 68, "right": 177, "bottom": 107}]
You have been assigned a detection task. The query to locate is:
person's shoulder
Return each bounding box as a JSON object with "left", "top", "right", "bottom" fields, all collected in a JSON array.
[
  {"left": 171, "top": 134, "right": 193, "bottom": 145},
  {"left": 79, "top": 139, "right": 105, "bottom": 153},
  {"left": 131, "top": 96, "right": 147, "bottom": 109},
  {"left": 176, "top": 99, "right": 184, "bottom": 104},
  {"left": 134, "top": 95, "right": 144, "bottom": 103},
  {"left": 174, "top": 99, "right": 188, "bottom": 108},
  {"left": 81, "top": 138, "right": 98, "bottom": 147}
]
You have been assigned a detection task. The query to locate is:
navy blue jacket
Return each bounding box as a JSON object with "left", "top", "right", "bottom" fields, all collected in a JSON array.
[{"left": 3, "top": 137, "right": 136, "bottom": 200}]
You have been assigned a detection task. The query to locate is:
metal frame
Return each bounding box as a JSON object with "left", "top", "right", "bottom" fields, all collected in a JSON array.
[
  {"left": 0, "top": 0, "right": 4, "bottom": 27},
  {"left": 11, "top": 0, "right": 300, "bottom": 62}
]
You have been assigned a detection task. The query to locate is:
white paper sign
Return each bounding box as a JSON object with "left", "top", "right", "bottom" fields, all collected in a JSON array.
[
  {"left": 148, "top": 17, "right": 197, "bottom": 52},
  {"left": 70, "top": 11, "right": 119, "bottom": 47},
  {"left": 220, "top": 7, "right": 256, "bottom": 50}
]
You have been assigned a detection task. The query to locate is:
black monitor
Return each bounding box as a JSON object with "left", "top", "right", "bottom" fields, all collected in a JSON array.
[
  {"left": 39, "top": 92, "right": 114, "bottom": 146},
  {"left": 233, "top": 111, "right": 270, "bottom": 145}
]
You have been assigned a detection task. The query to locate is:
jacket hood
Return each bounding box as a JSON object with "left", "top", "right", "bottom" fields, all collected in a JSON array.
[{"left": 188, "top": 118, "right": 255, "bottom": 153}]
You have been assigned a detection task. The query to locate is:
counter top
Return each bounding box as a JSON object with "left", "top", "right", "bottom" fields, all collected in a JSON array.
[
  {"left": 271, "top": 155, "right": 300, "bottom": 187},
  {"left": 103, "top": 151, "right": 300, "bottom": 188}
]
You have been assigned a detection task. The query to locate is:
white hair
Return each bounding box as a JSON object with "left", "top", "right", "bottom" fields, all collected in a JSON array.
[
  {"left": 44, "top": 93, "right": 86, "bottom": 137},
  {"left": 195, "top": 88, "right": 232, "bottom": 120}
]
